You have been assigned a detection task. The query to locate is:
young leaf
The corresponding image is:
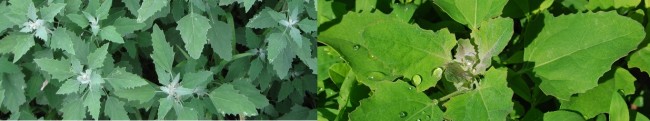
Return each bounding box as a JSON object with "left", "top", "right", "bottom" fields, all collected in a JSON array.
[
  {"left": 176, "top": 13, "right": 211, "bottom": 59},
  {"left": 266, "top": 32, "right": 293, "bottom": 79},
  {"left": 524, "top": 12, "right": 645, "bottom": 100},
  {"left": 0, "top": 33, "right": 35, "bottom": 63},
  {"left": 39, "top": 3, "right": 66, "bottom": 22},
  {"left": 157, "top": 98, "right": 174, "bottom": 119},
  {"left": 609, "top": 92, "right": 629, "bottom": 121},
  {"left": 83, "top": 87, "right": 102, "bottom": 120},
  {"left": 150, "top": 24, "right": 175, "bottom": 74},
  {"left": 105, "top": 67, "right": 150, "bottom": 89},
  {"left": 246, "top": 8, "right": 280, "bottom": 29},
  {"left": 34, "top": 58, "right": 75, "bottom": 81},
  {"left": 349, "top": 81, "right": 443, "bottom": 120},
  {"left": 56, "top": 79, "right": 80, "bottom": 95},
  {"left": 87, "top": 44, "right": 110, "bottom": 69},
  {"left": 99, "top": 26, "right": 125, "bottom": 43},
  {"left": 136, "top": 0, "right": 169, "bottom": 22},
  {"left": 209, "top": 84, "right": 258, "bottom": 116},
  {"left": 180, "top": 70, "right": 212, "bottom": 89},
  {"left": 473, "top": 17, "right": 514, "bottom": 74},
  {"left": 443, "top": 68, "right": 513, "bottom": 121},
  {"left": 95, "top": 0, "right": 112, "bottom": 21},
  {"left": 104, "top": 97, "right": 129, "bottom": 120}
]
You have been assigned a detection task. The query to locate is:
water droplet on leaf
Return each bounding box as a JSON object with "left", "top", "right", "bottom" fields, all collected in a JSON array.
[
  {"left": 367, "top": 71, "right": 386, "bottom": 81},
  {"left": 412, "top": 75, "right": 422, "bottom": 86},
  {"left": 353, "top": 45, "right": 360, "bottom": 50},
  {"left": 399, "top": 111, "right": 408, "bottom": 118}
]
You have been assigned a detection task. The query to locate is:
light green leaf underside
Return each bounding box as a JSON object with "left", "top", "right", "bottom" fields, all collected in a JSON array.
[
  {"left": 543, "top": 110, "right": 585, "bottom": 121},
  {"left": 349, "top": 81, "right": 443, "bottom": 121},
  {"left": 434, "top": 0, "right": 509, "bottom": 29},
  {"left": 524, "top": 12, "right": 645, "bottom": 100},
  {"left": 34, "top": 58, "right": 75, "bottom": 81},
  {"left": 176, "top": 13, "right": 211, "bottom": 59},
  {"left": 444, "top": 68, "right": 513, "bottom": 121},
  {"left": 560, "top": 68, "right": 636, "bottom": 119},
  {"left": 319, "top": 12, "right": 456, "bottom": 90},
  {"left": 209, "top": 84, "right": 258, "bottom": 116},
  {"left": 105, "top": 67, "right": 149, "bottom": 89},
  {"left": 137, "top": 0, "right": 169, "bottom": 22}
]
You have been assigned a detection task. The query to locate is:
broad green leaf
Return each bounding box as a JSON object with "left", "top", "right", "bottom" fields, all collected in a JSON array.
[
  {"left": 267, "top": 32, "right": 296, "bottom": 79},
  {"left": 473, "top": 17, "right": 514, "bottom": 73},
  {"left": 444, "top": 68, "right": 513, "bottom": 121},
  {"left": 122, "top": 0, "right": 140, "bottom": 15},
  {"left": 66, "top": 14, "right": 88, "bottom": 28},
  {"left": 61, "top": 97, "right": 86, "bottom": 120},
  {"left": 105, "top": 67, "right": 150, "bottom": 89},
  {"left": 0, "top": 33, "right": 35, "bottom": 63},
  {"left": 1, "top": 73, "right": 26, "bottom": 113},
  {"left": 277, "top": 81, "right": 294, "bottom": 102},
  {"left": 586, "top": 0, "right": 642, "bottom": 10},
  {"left": 209, "top": 84, "right": 258, "bottom": 116},
  {"left": 248, "top": 58, "right": 263, "bottom": 80},
  {"left": 40, "top": 3, "right": 66, "bottom": 22},
  {"left": 113, "top": 84, "right": 156, "bottom": 104},
  {"left": 50, "top": 28, "right": 76, "bottom": 55},
  {"left": 176, "top": 13, "right": 211, "bottom": 59},
  {"left": 157, "top": 98, "right": 173, "bottom": 119},
  {"left": 100, "top": 26, "right": 125, "bottom": 43},
  {"left": 87, "top": 44, "right": 110, "bottom": 69},
  {"left": 83, "top": 85, "right": 102, "bottom": 120},
  {"left": 560, "top": 68, "right": 636, "bottom": 119},
  {"left": 543, "top": 110, "right": 585, "bottom": 121},
  {"left": 297, "top": 18, "right": 316, "bottom": 33},
  {"left": 95, "top": 0, "right": 112, "bottom": 20},
  {"left": 434, "top": 0, "right": 509, "bottom": 29},
  {"left": 524, "top": 12, "right": 645, "bottom": 100},
  {"left": 349, "top": 81, "right": 443, "bottom": 121},
  {"left": 278, "top": 105, "right": 317, "bottom": 120},
  {"left": 319, "top": 12, "right": 456, "bottom": 89},
  {"left": 56, "top": 79, "right": 80, "bottom": 94},
  {"left": 104, "top": 97, "right": 129, "bottom": 120},
  {"left": 317, "top": 46, "right": 343, "bottom": 82},
  {"left": 181, "top": 70, "right": 212, "bottom": 89},
  {"left": 136, "top": 0, "right": 169, "bottom": 22},
  {"left": 0, "top": 58, "right": 20, "bottom": 73},
  {"left": 246, "top": 8, "right": 280, "bottom": 29},
  {"left": 609, "top": 92, "right": 629, "bottom": 121},
  {"left": 628, "top": 45, "right": 650, "bottom": 73},
  {"left": 150, "top": 25, "right": 175, "bottom": 74},
  {"left": 208, "top": 20, "right": 233, "bottom": 61},
  {"left": 356, "top": 0, "right": 377, "bottom": 12},
  {"left": 232, "top": 79, "right": 270, "bottom": 109},
  {"left": 112, "top": 17, "right": 145, "bottom": 35},
  {"left": 34, "top": 58, "right": 75, "bottom": 80}
]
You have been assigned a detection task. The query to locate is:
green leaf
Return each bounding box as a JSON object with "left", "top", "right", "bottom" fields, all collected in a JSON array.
[
  {"left": 113, "top": 84, "right": 156, "bottom": 104},
  {"left": 349, "top": 81, "right": 443, "bottom": 120},
  {"left": 112, "top": 17, "right": 145, "bottom": 35},
  {"left": 543, "top": 110, "right": 585, "bottom": 121},
  {"left": 136, "top": 0, "right": 169, "bottom": 22},
  {"left": 105, "top": 67, "right": 150, "bottom": 89},
  {"left": 297, "top": 18, "right": 317, "bottom": 33},
  {"left": 56, "top": 79, "right": 80, "bottom": 94},
  {"left": 34, "top": 58, "right": 75, "bottom": 81},
  {"left": 267, "top": 32, "right": 295, "bottom": 79},
  {"left": 181, "top": 70, "right": 212, "bottom": 89},
  {"left": 1, "top": 73, "right": 26, "bottom": 113},
  {"left": 586, "top": 0, "right": 642, "bottom": 10},
  {"left": 433, "top": 0, "right": 509, "bottom": 29},
  {"left": 524, "top": 12, "right": 645, "bottom": 100},
  {"left": 66, "top": 14, "right": 88, "bottom": 28},
  {"left": 277, "top": 80, "right": 294, "bottom": 102},
  {"left": 95, "top": 0, "right": 112, "bottom": 20},
  {"left": 444, "top": 68, "right": 513, "bottom": 121},
  {"left": 39, "top": 3, "right": 66, "bottom": 22},
  {"left": 317, "top": 46, "right": 343, "bottom": 82},
  {"left": 50, "top": 28, "right": 76, "bottom": 55},
  {"left": 61, "top": 97, "right": 85, "bottom": 120},
  {"left": 87, "top": 44, "right": 110, "bottom": 69},
  {"left": 246, "top": 8, "right": 280, "bottom": 29},
  {"left": 0, "top": 33, "right": 35, "bottom": 63},
  {"left": 560, "top": 68, "right": 636, "bottom": 119},
  {"left": 157, "top": 98, "right": 173, "bottom": 119},
  {"left": 355, "top": 0, "right": 377, "bottom": 12},
  {"left": 609, "top": 92, "right": 629, "bottom": 121},
  {"left": 83, "top": 86, "right": 102, "bottom": 120},
  {"left": 209, "top": 84, "right": 258, "bottom": 116},
  {"left": 231, "top": 79, "right": 270, "bottom": 109},
  {"left": 208, "top": 20, "right": 234, "bottom": 61},
  {"left": 150, "top": 24, "right": 175, "bottom": 74},
  {"left": 628, "top": 45, "right": 650, "bottom": 73},
  {"left": 176, "top": 13, "right": 211, "bottom": 59},
  {"left": 319, "top": 12, "right": 456, "bottom": 89},
  {"left": 100, "top": 26, "right": 125, "bottom": 43},
  {"left": 473, "top": 17, "right": 514, "bottom": 73},
  {"left": 104, "top": 97, "right": 129, "bottom": 120}
]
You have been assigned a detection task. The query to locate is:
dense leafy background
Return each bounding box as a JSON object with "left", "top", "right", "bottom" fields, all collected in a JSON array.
[
  {"left": 0, "top": 0, "right": 316, "bottom": 120},
  {"left": 318, "top": 0, "right": 650, "bottom": 120}
]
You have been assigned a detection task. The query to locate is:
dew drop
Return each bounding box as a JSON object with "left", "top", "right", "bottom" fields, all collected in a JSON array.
[
  {"left": 399, "top": 111, "right": 408, "bottom": 118},
  {"left": 412, "top": 75, "right": 422, "bottom": 86},
  {"left": 353, "top": 45, "right": 360, "bottom": 50},
  {"left": 417, "top": 119, "right": 421, "bottom": 121},
  {"left": 426, "top": 115, "right": 431, "bottom": 119},
  {"left": 367, "top": 71, "right": 386, "bottom": 81}
]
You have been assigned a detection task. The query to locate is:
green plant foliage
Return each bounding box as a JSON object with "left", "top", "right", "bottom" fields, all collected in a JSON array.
[
  {"left": 318, "top": 0, "right": 650, "bottom": 120},
  {"left": 0, "top": 0, "right": 316, "bottom": 120}
]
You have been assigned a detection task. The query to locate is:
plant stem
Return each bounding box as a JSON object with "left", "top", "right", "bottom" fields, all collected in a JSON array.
[{"left": 438, "top": 89, "right": 467, "bottom": 102}]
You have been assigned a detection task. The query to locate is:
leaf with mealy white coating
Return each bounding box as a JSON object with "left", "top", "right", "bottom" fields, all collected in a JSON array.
[
  {"left": 444, "top": 68, "right": 513, "bottom": 121},
  {"left": 209, "top": 84, "right": 258, "bottom": 116},
  {"left": 176, "top": 13, "right": 211, "bottom": 59},
  {"left": 87, "top": 44, "right": 110, "bottom": 69}
]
